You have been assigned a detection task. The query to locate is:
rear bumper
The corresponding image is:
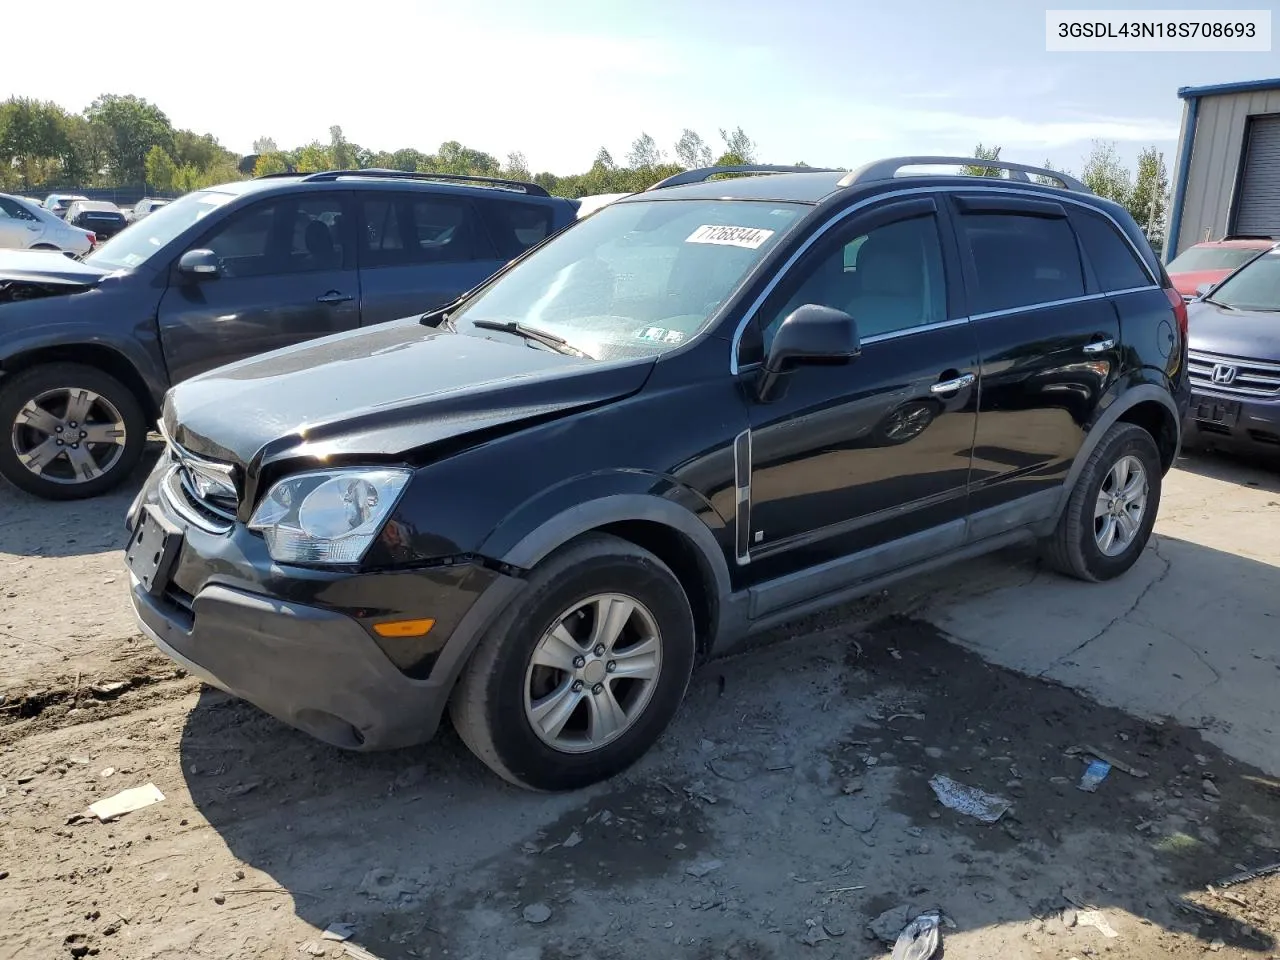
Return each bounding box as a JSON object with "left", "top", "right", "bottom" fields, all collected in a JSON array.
[{"left": 1183, "top": 389, "right": 1280, "bottom": 455}]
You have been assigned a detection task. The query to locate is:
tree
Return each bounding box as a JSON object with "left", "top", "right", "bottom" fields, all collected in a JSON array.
[
  {"left": 85, "top": 94, "right": 174, "bottom": 183},
  {"left": 674, "top": 129, "right": 712, "bottom": 169},
  {"left": 504, "top": 151, "right": 531, "bottom": 181},
  {"left": 329, "top": 125, "right": 355, "bottom": 170},
  {"left": 1079, "top": 139, "right": 1132, "bottom": 204},
  {"left": 594, "top": 147, "right": 615, "bottom": 170},
  {"left": 145, "top": 146, "right": 178, "bottom": 191},
  {"left": 294, "top": 141, "right": 334, "bottom": 173},
  {"left": 718, "top": 126, "right": 756, "bottom": 164},
  {"left": 252, "top": 136, "right": 278, "bottom": 155},
  {"left": 252, "top": 152, "right": 290, "bottom": 176},
  {"left": 960, "top": 144, "right": 1003, "bottom": 178},
  {"left": 627, "top": 132, "right": 662, "bottom": 169},
  {"left": 1128, "top": 146, "right": 1169, "bottom": 242}
]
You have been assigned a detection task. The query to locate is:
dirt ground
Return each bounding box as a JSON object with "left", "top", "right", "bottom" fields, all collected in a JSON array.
[{"left": 2, "top": 445, "right": 1279, "bottom": 960}]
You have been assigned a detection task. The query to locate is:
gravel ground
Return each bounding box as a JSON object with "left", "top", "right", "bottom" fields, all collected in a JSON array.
[{"left": 2, "top": 448, "right": 1278, "bottom": 960}]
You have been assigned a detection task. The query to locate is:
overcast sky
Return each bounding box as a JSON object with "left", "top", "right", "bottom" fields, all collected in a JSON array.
[{"left": 7, "top": 0, "right": 1275, "bottom": 174}]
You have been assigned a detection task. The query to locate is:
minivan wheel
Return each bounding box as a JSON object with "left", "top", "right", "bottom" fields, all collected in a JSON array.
[
  {"left": 1040, "top": 422, "right": 1162, "bottom": 582},
  {"left": 0, "top": 363, "right": 147, "bottom": 500},
  {"left": 450, "top": 533, "right": 696, "bottom": 791}
]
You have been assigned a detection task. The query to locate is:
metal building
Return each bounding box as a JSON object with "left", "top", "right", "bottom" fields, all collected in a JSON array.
[{"left": 1166, "top": 77, "right": 1280, "bottom": 263}]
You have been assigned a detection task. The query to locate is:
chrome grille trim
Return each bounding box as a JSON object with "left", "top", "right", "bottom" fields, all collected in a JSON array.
[
  {"left": 159, "top": 464, "right": 235, "bottom": 534},
  {"left": 1188, "top": 349, "right": 1280, "bottom": 399}
]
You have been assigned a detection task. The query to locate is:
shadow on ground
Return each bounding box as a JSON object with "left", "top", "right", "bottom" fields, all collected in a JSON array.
[
  {"left": 0, "top": 442, "right": 161, "bottom": 558},
  {"left": 179, "top": 546, "right": 1280, "bottom": 959}
]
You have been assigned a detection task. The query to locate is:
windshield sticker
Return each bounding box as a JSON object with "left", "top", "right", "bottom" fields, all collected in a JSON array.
[
  {"left": 686, "top": 224, "right": 775, "bottom": 250},
  {"left": 638, "top": 327, "right": 686, "bottom": 344}
]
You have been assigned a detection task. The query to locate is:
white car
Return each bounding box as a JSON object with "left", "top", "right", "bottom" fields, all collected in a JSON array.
[{"left": 0, "top": 194, "right": 95, "bottom": 256}]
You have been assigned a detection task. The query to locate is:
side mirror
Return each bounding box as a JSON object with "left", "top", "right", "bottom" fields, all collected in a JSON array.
[
  {"left": 757, "top": 304, "right": 861, "bottom": 402},
  {"left": 1194, "top": 282, "right": 1214, "bottom": 299},
  {"left": 178, "top": 249, "right": 220, "bottom": 280}
]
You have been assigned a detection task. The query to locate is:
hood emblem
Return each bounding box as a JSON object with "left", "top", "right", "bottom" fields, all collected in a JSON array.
[
  {"left": 181, "top": 458, "right": 237, "bottom": 502},
  {"left": 1210, "top": 363, "right": 1238, "bottom": 386}
]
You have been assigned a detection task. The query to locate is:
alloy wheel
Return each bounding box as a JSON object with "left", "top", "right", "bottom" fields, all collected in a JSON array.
[
  {"left": 523, "top": 593, "right": 663, "bottom": 754},
  {"left": 1094, "top": 454, "right": 1148, "bottom": 557},
  {"left": 10, "top": 387, "right": 128, "bottom": 485}
]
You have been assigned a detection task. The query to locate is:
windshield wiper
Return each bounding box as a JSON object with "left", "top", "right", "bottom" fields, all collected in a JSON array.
[{"left": 469, "top": 319, "right": 589, "bottom": 357}]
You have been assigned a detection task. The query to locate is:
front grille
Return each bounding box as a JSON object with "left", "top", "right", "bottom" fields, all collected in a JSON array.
[
  {"left": 159, "top": 463, "right": 237, "bottom": 534},
  {"left": 1188, "top": 350, "right": 1280, "bottom": 399}
]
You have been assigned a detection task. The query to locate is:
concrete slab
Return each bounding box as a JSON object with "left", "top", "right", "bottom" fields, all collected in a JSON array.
[{"left": 920, "top": 451, "right": 1280, "bottom": 776}]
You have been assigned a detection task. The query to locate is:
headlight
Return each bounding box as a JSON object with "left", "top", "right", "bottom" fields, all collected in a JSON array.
[{"left": 248, "top": 468, "right": 411, "bottom": 565}]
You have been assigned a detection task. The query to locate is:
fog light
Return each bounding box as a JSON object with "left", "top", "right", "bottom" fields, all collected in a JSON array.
[{"left": 372, "top": 618, "right": 436, "bottom": 638}]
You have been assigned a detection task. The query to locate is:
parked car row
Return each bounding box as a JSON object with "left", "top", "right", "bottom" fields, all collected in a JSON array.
[{"left": 0, "top": 194, "right": 96, "bottom": 256}]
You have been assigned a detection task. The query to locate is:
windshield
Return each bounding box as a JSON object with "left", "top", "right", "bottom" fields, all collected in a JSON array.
[
  {"left": 1206, "top": 251, "right": 1280, "bottom": 311},
  {"left": 450, "top": 198, "right": 804, "bottom": 360},
  {"left": 84, "top": 190, "right": 235, "bottom": 270},
  {"left": 1167, "top": 245, "right": 1267, "bottom": 274}
]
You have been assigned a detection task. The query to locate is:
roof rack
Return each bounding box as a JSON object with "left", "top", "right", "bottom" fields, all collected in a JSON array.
[
  {"left": 256, "top": 168, "right": 550, "bottom": 197},
  {"left": 838, "top": 156, "right": 1090, "bottom": 194},
  {"left": 646, "top": 164, "right": 842, "bottom": 191}
]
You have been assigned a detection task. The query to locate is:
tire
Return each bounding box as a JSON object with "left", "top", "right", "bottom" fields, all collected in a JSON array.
[
  {"left": 0, "top": 363, "right": 148, "bottom": 500},
  {"left": 450, "top": 533, "right": 696, "bottom": 791},
  {"left": 1040, "top": 422, "right": 1162, "bottom": 582},
  {"left": 30, "top": 244, "right": 58, "bottom": 251}
]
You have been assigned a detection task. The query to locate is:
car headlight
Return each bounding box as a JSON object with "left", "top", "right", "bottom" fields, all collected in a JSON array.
[{"left": 248, "top": 468, "right": 411, "bottom": 565}]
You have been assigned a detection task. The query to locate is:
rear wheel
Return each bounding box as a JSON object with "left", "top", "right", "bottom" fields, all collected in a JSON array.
[
  {"left": 1040, "top": 422, "right": 1162, "bottom": 581},
  {"left": 450, "top": 533, "right": 696, "bottom": 791},
  {"left": 0, "top": 363, "right": 147, "bottom": 500}
]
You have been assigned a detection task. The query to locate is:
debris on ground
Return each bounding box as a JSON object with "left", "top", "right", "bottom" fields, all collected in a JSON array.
[
  {"left": 891, "top": 910, "right": 942, "bottom": 960},
  {"left": 1075, "top": 909, "right": 1120, "bottom": 938},
  {"left": 521, "top": 903, "right": 552, "bottom": 924},
  {"left": 87, "top": 783, "right": 164, "bottom": 822},
  {"left": 1066, "top": 745, "right": 1148, "bottom": 778},
  {"left": 1077, "top": 760, "right": 1111, "bottom": 793},
  {"left": 1216, "top": 862, "right": 1280, "bottom": 887},
  {"left": 868, "top": 904, "right": 916, "bottom": 943},
  {"left": 299, "top": 941, "right": 326, "bottom": 956},
  {"left": 685, "top": 857, "right": 724, "bottom": 878},
  {"left": 708, "top": 750, "right": 762, "bottom": 781},
  {"left": 321, "top": 923, "right": 356, "bottom": 942},
  {"left": 928, "top": 775, "right": 1010, "bottom": 823},
  {"left": 800, "top": 917, "right": 831, "bottom": 946},
  {"left": 561, "top": 828, "right": 582, "bottom": 848},
  {"left": 357, "top": 868, "right": 417, "bottom": 902},
  {"left": 343, "top": 945, "right": 383, "bottom": 960},
  {"left": 1202, "top": 778, "right": 1221, "bottom": 798},
  {"left": 833, "top": 799, "right": 878, "bottom": 832}
]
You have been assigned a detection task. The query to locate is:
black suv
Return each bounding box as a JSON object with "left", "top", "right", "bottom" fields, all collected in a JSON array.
[
  {"left": 0, "top": 170, "right": 578, "bottom": 499},
  {"left": 124, "top": 158, "right": 1190, "bottom": 792}
]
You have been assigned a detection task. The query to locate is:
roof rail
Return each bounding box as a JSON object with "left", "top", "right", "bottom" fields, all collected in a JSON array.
[
  {"left": 287, "top": 168, "right": 550, "bottom": 197},
  {"left": 251, "top": 171, "right": 302, "bottom": 179},
  {"left": 647, "top": 164, "right": 842, "bottom": 191},
  {"left": 838, "top": 156, "right": 1090, "bottom": 194}
]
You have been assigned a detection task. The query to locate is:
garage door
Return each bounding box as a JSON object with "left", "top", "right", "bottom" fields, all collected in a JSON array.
[{"left": 1234, "top": 114, "right": 1280, "bottom": 238}]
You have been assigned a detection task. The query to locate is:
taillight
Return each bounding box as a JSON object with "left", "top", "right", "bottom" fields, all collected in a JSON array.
[
  {"left": 1165, "top": 286, "right": 1188, "bottom": 340},
  {"left": 86, "top": 232, "right": 97, "bottom": 246}
]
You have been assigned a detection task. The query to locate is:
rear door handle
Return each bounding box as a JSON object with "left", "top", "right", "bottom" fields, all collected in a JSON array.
[
  {"left": 316, "top": 291, "right": 353, "bottom": 305},
  {"left": 1082, "top": 337, "right": 1116, "bottom": 354},
  {"left": 930, "top": 373, "right": 976, "bottom": 395}
]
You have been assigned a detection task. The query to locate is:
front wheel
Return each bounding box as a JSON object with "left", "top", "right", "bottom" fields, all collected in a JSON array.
[
  {"left": 0, "top": 363, "right": 148, "bottom": 500},
  {"left": 1040, "top": 422, "right": 1162, "bottom": 581},
  {"left": 450, "top": 533, "right": 696, "bottom": 791}
]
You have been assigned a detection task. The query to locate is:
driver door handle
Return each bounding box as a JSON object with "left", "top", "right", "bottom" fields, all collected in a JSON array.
[
  {"left": 316, "top": 291, "right": 353, "bottom": 305},
  {"left": 1082, "top": 337, "right": 1116, "bottom": 354},
  {"left": 930, "top": 373, "right": 976, "bottom": 396}
]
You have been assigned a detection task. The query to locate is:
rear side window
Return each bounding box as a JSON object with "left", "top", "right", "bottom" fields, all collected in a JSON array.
[
  {"left": 960, "top": 213, "right": 1085, "bottom": 314},
  {"left": 359, "top": 194, "right": 495, "bottom": 267},
  {"left": 478, "top": 200, "right": 554, "bottom": 259},
  {"left": 1070, "top": 209, "right": 1151, "bottom": 291}
]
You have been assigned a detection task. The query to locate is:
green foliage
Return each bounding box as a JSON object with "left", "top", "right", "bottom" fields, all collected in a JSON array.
[
  {"left": 1079, "top": 139, "right": 1133, "bottom": 203},
  {"left": 960, "top": 144, "right": 1003, "bottom": 178},
  {"left": 626, "top": 133, "right": 662, "bottom": 169},
  {"left": 144, "top": 146, "right": 178, "bottom": 191},
  {"left": 85, "top": 94, "right": 174, "bottom": 183},
  {"left": 252, "top": 152, "right": 290, "bottom": 177},
  {"left": 1128, "top": 146, "right": 1169, "bottom": 241},
  {"left": 674, "top": 130, "right": 713, "bottom": 169},
  {"left": 719, "top": 127, "right": 756, "bottom": 164}
]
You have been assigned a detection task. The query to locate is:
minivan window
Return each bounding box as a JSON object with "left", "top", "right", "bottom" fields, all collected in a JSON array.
[
  {"left": 450, "top": 198, "right": 803, "bottom": 361},
  {"left": 1070, "top": 209, "right": 1151, "bottom": 291},
  {"left": 84, "top": 190, "right": 235, "bottom": 270},
  {"left": 1206, "top": 252, "right": 1280, "bottom": 311},
  {"left": 960, "top": 213, "right": 1085, "bottom": 314}
]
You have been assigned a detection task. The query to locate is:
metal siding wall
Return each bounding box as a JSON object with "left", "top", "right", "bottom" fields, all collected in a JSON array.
[{"left": 1176, "top": 89, "right": 1280, "bottom": 256}]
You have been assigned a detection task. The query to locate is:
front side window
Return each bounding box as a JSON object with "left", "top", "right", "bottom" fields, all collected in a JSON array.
[
  {"left": 0, "top": 198, "right": 39, "bottom": 221},
  {"left": 84, "top": 190, "right": 234, "bottom": 270},
  {"left": 1206, "top": 251, "right": 1280, "bottom": 311},
  {"left": 754, "top": 213, "right": 948, "bottom": 356},
  {"left": 960, "top": 212, "right": 1085, "bottom": 314},
  {"left": 196, "top": 195, "right": 348, "bottom": 278},
  {"left": 450, "top": 198, "right": 804, "bottom": 361}
]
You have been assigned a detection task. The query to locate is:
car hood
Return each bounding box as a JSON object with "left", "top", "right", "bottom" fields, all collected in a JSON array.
[
  {"left": 164, "top": 317, "right": 655, "bottom": 481},
  {"left": 1187, "top": 299, "right": 1280, "bottom": 360},
  {"left": 0, "top": 249, "right": 115, "bottom": 285},
  {"left": 1169, "top": 268, "right": 1232, "bottom": 298}
]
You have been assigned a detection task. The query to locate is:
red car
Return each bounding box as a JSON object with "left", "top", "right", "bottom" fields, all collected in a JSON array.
[{"left": 1166, "top": 237, "right": 1275, "bottom": 300}]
